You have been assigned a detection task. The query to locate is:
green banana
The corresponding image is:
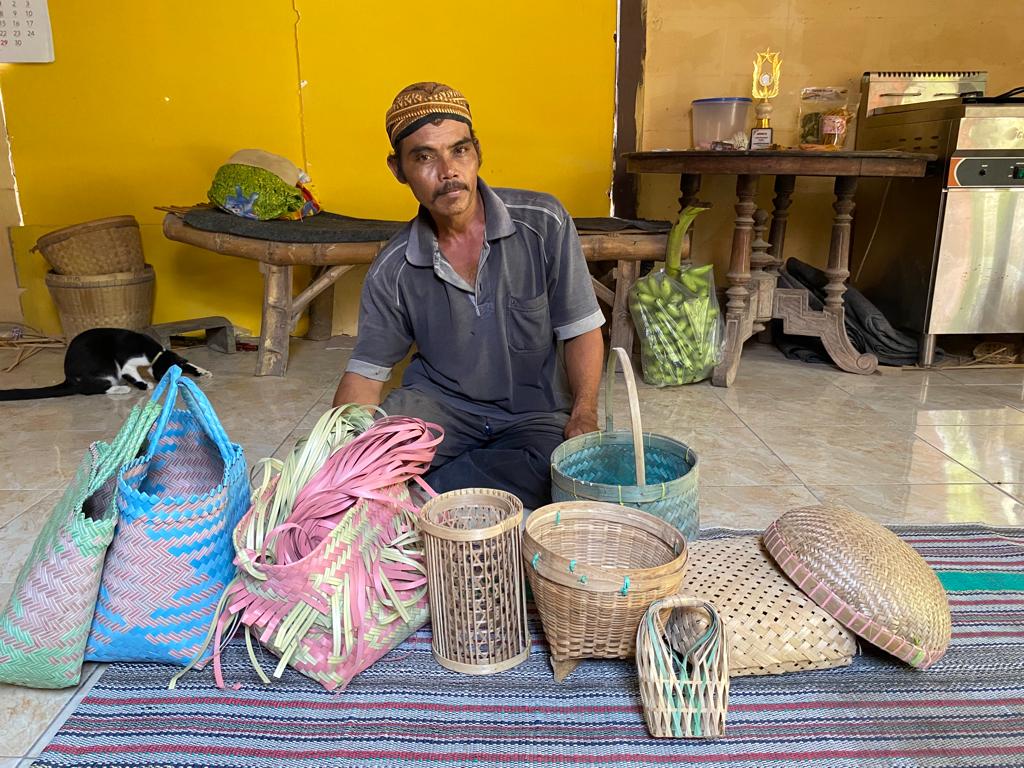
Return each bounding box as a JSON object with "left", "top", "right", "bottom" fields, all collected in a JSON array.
[{"left": 665, "top": 203, "right": 711, "bottom": 279}]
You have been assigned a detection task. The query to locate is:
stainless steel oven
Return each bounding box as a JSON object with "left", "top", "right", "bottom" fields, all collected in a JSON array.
[{"left": 852, "top": 71, "right": 1024, "bottom": 365}]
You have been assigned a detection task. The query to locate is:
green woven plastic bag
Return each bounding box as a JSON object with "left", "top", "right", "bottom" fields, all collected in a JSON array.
[
  {"left": 0, "top": 397, "right": 161, "bottom": 688},
  {"left": 208, "top": 164, "right": 305, "bottom": 220}
]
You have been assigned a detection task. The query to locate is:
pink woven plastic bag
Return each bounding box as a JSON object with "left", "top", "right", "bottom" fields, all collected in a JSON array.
[{"left": 172, "top": 409, "right": 442, "bottom": 692}]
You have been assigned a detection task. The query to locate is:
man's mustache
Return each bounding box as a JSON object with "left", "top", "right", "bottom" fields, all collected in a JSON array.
[{"left": 434, "top": 181, "right": 468, "bottom": 200}]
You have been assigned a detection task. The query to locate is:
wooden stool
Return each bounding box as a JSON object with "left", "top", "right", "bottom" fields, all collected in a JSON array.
[{"left": 145, "top": 315, "right": 236, "bottom": 354}]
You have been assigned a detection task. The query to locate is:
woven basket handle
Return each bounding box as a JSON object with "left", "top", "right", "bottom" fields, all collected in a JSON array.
[
  {"left": 604, "top": 346, "right": 646, "bottom": 487},
  {"left": 144, "top": 365, "right": 236, "bottom": 464},
  {"left": 143, "top": 364, "right": 184, "bottom": 456},
  {"left": 176, "top": 375, "right": 237, "bottom": 464}
]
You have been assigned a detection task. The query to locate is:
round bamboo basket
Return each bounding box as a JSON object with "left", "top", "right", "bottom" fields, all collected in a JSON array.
[
  {"left": 418, "top": 488, "right": 530, "bottom": 675},
  {"left": 636, "top": 595, "right": 729, "bottom": 739},
  {"left": 45, "top": 265, "right": 155, "bottom": 340},
  {"left": 972, "top": 341, "right": 1019, "bottom": 365},
  {"left": 33, "top": 216, "right": 145, "bottom": 276},
  {"left": 763, "top": 504, "right": 952, "bottom": 669},
  {"left": 551, "top": 347, "right": 699, "bottom": 540},
  {"left": 522, "top": 500, "right": 688, "bottom": 681}
]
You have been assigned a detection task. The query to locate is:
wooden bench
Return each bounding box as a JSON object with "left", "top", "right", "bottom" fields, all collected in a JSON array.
[{"left": 162, "top": 213, "right": 668, "bottom": 376}]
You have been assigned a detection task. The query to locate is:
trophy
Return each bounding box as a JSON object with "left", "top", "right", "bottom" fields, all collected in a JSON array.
[{"left": 750, "top": 49, "right": 781, "bottom": 150}]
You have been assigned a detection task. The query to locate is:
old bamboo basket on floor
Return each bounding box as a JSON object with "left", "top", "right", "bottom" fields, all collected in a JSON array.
[
  {"left": 34, "top": 215, "right": 145, "bottom": 275},
  {"left": 45, "top": 265, "right": 155, "bottom": 340},
  {"left": 550, "top": 347, "right": 699, "bottom": 540},
  {"left": 522, "top": 500, "right": 688, "bottom": 681},
  {"left": 418, "top": 488, "right": 530, "bottom": 675},
  {"left": 636, "top": 595, "right": 729, "bottom": 739}
]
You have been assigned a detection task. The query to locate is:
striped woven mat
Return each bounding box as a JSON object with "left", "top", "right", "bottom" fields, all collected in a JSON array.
[{"left": 33, "top": 524, "right": 1024, "bottom": 768}]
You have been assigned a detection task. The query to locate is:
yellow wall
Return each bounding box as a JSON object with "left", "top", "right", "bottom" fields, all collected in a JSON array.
[
  {"left": 638, "top": 0, "right": 1024, "bottom": 275},
  {"left": 1, "top": 0, "right": 616, "bottom": 336}
]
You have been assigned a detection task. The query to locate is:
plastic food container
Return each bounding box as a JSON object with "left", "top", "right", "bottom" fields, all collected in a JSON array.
[{"left": 691, "top": 98, "right": 752, "bottom": 150}]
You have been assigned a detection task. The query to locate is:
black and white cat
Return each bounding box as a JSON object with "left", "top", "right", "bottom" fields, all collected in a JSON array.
[{"left": 0, "top": 328, "right": 211, "bottom": 401}]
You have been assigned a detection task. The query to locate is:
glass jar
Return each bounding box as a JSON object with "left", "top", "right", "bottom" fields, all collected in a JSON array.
[{"left": 798, "top": 87, "right": 849, "bottom": 146}]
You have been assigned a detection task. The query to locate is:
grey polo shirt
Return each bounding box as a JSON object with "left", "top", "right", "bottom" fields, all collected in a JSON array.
[{"left": 346, "top": 178, "right": 604, "bottom": 417}]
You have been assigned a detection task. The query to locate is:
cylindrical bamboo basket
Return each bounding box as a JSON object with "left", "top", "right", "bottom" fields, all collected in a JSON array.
[
  {"left": 636, "top": 595, "right": 729, "bottom": 739},
  {"left": 45, "top": 265, "right": 155, "bottom": 340},
  {"left": 33, "top": 216, "right": 145, "bottom": 275},
  {"left": 418, "top": 488, "right": 530, "bottom": 675},
  {"left": 522, "top": 500, "right": 688, "bottom": 681},
  {"left": 551, "top": 347, "right": 700, "bottom": 540}
]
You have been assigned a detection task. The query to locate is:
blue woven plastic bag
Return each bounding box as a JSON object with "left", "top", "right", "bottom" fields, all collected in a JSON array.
[{"left": 86, "top": 366, "right": 248, "bottom": 664}]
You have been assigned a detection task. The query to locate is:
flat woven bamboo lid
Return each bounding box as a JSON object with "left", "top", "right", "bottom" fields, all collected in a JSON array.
[
  {"left": 763, "top": 504, "right": 952, "bottom": 669},
  {"left": 681, "top": 535, "right": 857, "bottom": 676}
]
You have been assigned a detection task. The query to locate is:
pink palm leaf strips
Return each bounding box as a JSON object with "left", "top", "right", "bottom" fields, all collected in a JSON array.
[{"left": 177, "top": 412, "right": 443, "bottom": 692}]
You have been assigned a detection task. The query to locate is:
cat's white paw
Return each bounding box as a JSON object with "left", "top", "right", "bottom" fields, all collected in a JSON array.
[
  {"left": 195, "top": 367, "right": 213, "bottom": 378},
  {"left": 106, "top": 385, "right": 132, "bottom": 395}
]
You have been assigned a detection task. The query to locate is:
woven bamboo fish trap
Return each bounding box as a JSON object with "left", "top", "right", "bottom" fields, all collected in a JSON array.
[
  {"left": 522, "top": 500, "right": 688, "bottom": 681},
  {"left": 418, "top": 488, "right": 530, "bottom": 675},
  {"left": 679, "top": 535, "right": 858, "bottom": 676},
  {"left": 45, "top": 265, "right": 155, "bottom": 339},
  {"left": 636, "top": 595, "right": 729, "bottom": 739},
  {"left": 33, "top": 215, "right": 145, "bottom": 276},
  {"left": 763, "top": 504, "right": 952, "bottom": 669},
  {"left": 551, "top": 347, "right": 699, "bottom": 540}
]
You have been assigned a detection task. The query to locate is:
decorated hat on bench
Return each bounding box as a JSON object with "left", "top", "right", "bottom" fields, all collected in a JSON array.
[
  {"left": 208, "top": 148, "right": 321, "bottom": 221},
  {"left": 762, "top": 504, "right": 951, "bottom": 669}
]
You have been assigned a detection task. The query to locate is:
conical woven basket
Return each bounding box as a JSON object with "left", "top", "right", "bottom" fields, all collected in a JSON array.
[
  {"left": 522, "top": 500, "right": 688, "bottom": 681},
  {"left": 34, "top": 215, "right": 144, "bottom": 275},
  {"left": 551, "top": 347, "right": 699, "bottom": 540}
]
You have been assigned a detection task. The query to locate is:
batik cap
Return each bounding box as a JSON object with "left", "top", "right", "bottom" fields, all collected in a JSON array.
[{"left": 385, "top": 82, "right": 472, "bottom": 147}]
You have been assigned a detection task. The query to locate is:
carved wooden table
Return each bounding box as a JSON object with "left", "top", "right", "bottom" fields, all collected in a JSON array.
[{"left": 623, "top": 150, "right": 933, "bottom": 386}]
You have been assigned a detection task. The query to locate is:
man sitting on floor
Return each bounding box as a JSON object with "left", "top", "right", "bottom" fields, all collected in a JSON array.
[{"left": 332, "top": 81, "right": 604, "bottom": 509}]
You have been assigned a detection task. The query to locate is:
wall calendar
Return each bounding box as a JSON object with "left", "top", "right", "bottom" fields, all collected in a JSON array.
[{"left": 0, "top": 0, "right": 53, "bottom": 63}]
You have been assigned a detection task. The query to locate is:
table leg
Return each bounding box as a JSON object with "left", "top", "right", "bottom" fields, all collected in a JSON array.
[
  {"left": 767, "top": 174, "right": 796, "bottom": 267},
  {"left": 772, "top": 176, "right": 878, "bottom": 375},
  {"left": 712, "top": 174, "right": 759, "bottom": 387},
  {"left": 758, "top": 174, "right": 796, "bottom": 343},
  {"left": 306, "top": 267, "right": 335, "bottom": 341},
  {"left": 257, "top": 263, "right": 293, "bottom": 376},
  {"left": 677, "top": 173, "right": 702, "bottom": 212},
  {"left": 610, "top": 259, "right": 639, "bottom": 355},
  {"left": 677, "top": 173, "right": 701, "bottom": 262}
]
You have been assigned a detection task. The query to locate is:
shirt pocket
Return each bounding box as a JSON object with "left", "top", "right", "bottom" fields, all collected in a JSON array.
[{"left": 506, "top": 293, "right": 552, "bottom": 353}]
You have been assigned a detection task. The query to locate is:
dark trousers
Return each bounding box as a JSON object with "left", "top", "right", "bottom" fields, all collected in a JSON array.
[{"left": 380, "top": 387, "right": 568, "bottom": 510}]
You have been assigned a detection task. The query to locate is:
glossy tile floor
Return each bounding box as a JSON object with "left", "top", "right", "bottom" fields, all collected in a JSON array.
[{"left": 1, "top": 339, "right": 1023, "bottom": 763}]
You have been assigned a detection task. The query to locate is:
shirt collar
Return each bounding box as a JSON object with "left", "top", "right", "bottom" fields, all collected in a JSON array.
[{"left": 404, "top": 177, "right": 516, "bottom": 267}]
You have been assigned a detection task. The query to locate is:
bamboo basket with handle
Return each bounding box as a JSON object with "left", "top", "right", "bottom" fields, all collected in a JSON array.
[
  {"left": 551, "top": 347, "right": 699, "bottom": 540},
  {"left": 636, "top": 595, "right": 729, "bottom": 739}
]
